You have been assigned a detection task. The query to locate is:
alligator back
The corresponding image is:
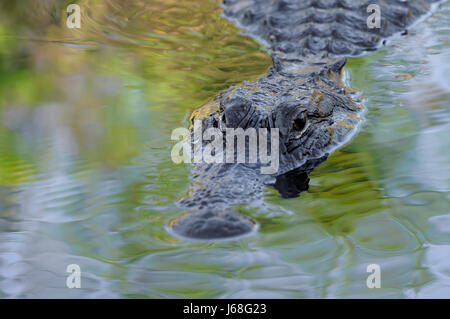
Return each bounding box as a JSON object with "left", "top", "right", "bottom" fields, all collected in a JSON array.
[{"left": 223, "top": 0, "right": 438, "bottom": 58}]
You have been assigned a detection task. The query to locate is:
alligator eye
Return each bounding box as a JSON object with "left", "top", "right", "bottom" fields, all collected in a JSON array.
[{"left": 292, "top": 115, "right": 306, "bottom": 132}]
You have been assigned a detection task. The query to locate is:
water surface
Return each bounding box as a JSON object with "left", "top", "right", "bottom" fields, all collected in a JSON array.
[{"left": 0, "top": 0, "right": 449, "bottom": 298}]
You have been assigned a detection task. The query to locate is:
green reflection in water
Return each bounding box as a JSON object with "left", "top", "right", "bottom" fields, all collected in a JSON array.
[{"left": 0, "top": 0, "right": 449, "bottom": 298}]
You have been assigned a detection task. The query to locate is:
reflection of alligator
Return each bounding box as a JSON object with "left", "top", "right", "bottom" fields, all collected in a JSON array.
[{"left": 169, "top": 0, "right": 441, "bottom": 240}]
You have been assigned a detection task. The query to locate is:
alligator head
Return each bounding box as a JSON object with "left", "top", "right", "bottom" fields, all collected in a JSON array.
[{"left": 168, "top": 0, "right": 440, "bottom": 240}]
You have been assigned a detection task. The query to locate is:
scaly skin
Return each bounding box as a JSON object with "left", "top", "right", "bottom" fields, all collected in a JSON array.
[{"left": 170, "top": 0, "right": 441, "bottom": 240}]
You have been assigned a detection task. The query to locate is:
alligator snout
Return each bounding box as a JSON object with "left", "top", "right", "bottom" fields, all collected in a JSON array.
[{"left": 169, "top": 210, "right": 257, "bottom": 240}]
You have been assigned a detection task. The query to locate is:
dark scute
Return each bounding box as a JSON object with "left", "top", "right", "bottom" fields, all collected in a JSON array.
[
  {"left": 330, "top": 57, "right": 346, "bottom": 73},
  {"left": 223, "top": 96, "right": 254, "bottom": 128}
]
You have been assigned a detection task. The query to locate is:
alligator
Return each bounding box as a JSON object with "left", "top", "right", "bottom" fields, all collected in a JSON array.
[{"left": 168, "top": 0, "right": 442, "bottom": 240}]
